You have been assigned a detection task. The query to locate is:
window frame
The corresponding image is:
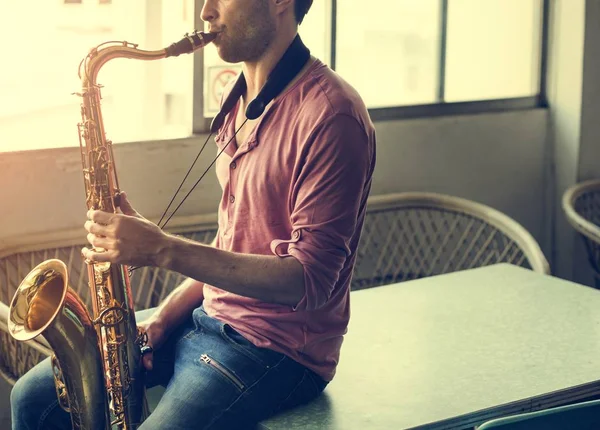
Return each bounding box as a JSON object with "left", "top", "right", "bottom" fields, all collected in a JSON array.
[
  {"left": 191, "top": 0, "right": 549, "bottom": 133},
  {"left": 192, "top": 0, "right": 212, "bottom": 134}
]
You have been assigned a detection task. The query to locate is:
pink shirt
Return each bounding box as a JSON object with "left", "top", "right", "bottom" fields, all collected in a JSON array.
[{"left": 203, "top": 59, "right": 376, "bottom": 381}]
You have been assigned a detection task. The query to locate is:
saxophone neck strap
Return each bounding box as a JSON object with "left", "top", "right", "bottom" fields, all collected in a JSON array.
[
  {"left": 210, "top": 34, "right": 311, "bottom": 133},
  {"left": 154, "top": 34, "right": 310, "bottom": 238}
]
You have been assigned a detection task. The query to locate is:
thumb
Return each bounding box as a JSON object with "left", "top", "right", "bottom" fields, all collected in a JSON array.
[
  {"left": 117, "top": 191, "right": 141, "bottom": 217},
  {"left": 143, "top": 352, "right": 153, "bottom": 371}
]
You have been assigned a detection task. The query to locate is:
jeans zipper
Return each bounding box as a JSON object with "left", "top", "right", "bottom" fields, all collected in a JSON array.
[{"left": 200, "top": 354, "right": 245, "bottom": 391}]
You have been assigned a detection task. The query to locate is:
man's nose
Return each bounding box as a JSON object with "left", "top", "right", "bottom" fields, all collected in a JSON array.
[{"left": 200, "top": 0, "right": 218, "bottom": 23}]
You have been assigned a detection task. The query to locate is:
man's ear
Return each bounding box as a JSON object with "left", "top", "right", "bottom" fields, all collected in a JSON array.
[{"left": 273, "top": 0, "right": 294, "bottom": 15}]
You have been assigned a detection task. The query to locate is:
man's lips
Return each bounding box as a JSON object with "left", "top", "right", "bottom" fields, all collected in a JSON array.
[{"left": 209, "top": 30, "right": 223, "bottom": 43}]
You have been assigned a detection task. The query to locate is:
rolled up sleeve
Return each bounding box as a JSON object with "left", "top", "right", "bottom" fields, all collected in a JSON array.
[{"left": 280, "top": 114, "right": 373, "bottom": 311}]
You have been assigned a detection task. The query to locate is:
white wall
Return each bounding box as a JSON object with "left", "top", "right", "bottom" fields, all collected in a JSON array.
[
  {"left": 574, "top": 0, "right": 600, "bottom": 287},
  {"left": 545, "top": 0, "right": 600, "bottom": 287},
  {"left": 579, "top": 1, "right": 600, "bottom": 177},
  {"left": 0, "top": 109, "right": 549, "bottom": 262},
  {"left": 545, "top": 0, "right": 585, "bottom": 281},
  {"left": 372, "top": 110, "right": 548, "bottom": 250}
]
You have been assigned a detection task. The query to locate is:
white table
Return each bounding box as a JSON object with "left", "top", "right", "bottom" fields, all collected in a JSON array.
[{"left": 259, "top": 264, "right": 600, "bottom": 429}]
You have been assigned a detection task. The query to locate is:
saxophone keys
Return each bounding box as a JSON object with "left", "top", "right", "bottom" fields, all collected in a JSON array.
[{"left": 136, "top": 327, "right": 148, "bottom": 347}]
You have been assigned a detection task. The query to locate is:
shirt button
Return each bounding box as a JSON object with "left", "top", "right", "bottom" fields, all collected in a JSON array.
[
  {"left": 230, "top": 161, "right": 237, "bottom": 169},
  {"left": 229, "top": 195, "right": 235, "bottom": 204}
]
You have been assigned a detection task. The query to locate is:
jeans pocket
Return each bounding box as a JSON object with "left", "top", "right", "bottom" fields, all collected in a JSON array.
[
  {"left": 182, "top": 328, "right": 200, "bottom": 340},
  {"left": 172, "top": 316, "right": 201, "bottom": 346},
  {"left": 220, "top": 323, "right": 283, "bottom": 367},
  {"left": 199, "top": 353, "right": 246, "bottom": 392}
]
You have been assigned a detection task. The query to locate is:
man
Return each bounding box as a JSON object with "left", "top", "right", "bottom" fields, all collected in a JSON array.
[{"left": 10, "top": 0, "right": 376, "bottom": 428}]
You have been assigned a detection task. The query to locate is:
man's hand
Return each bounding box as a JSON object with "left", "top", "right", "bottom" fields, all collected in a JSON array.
[
  {"left": 82, "top": 191, "right": 169, "bottom": 267},
  {"left": 137, "top": 317, "right": 168, "bottom": 371}
]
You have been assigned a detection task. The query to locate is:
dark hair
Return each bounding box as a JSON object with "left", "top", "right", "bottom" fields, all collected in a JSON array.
[{"left": 294, "top": 0, "right": 313, "bottom": 24}]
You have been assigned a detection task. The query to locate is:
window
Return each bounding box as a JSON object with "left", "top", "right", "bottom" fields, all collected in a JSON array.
[
  {"left": 0, "top": 0, "right": 546, "bottom": 152},
  {"left": 336, "top": 0, "right": 442, "bottom": 108},
  {"left": 202, "top": 33, "right": 242, "bottom": 118},
  {"left": 444, "top": 0, "right": 542, "bottom": 102},
  {"left": 0, "top": 0, "right": 195, "bottom": 152},
  {"left": 335, "top": 0, "right": 544, "bottom": 108},
  {"left": 297, "top": 0, "right": 331, "bottom": 66},
  {"left": 64, "top": 1, "right": 112, "bottom": 5}
]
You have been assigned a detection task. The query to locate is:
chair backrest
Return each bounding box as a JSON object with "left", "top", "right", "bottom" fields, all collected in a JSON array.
[
  {"left": 128, "top": 228, "right": 218, "bottom": 309},
  {"left": 350, "top": 192, "right": 550, "bottom": 290},
  {"left": 0, "top": 192, "right": 549, "bottom": 383},
  {"left": 477, "top": 399, "right": 600, "bottom": 429},
  {"left": 0, "top": 218, "right": 218, "bottom": 385},
  {"left": 562, "top": 179, "right": 600, "bottom": 288}
]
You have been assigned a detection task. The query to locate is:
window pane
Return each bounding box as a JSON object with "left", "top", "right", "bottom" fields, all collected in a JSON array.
[
  {"left": 444, "top": 0, "right": 543, "bottom": 102},
  {"left": 158, "top": 0, "right": 196, "bottom": 137},
  {"left": 202, "top": 27, "right": 242, "bottom": 118},
  {"left": 299, "top": 0, "right": 330, "bottom": 66},
  {"left": 0, "top": 1, "right": 194, "bottom": 152},
  {"left": 336, "top": 0, "right": 442, "bottom": 108}
]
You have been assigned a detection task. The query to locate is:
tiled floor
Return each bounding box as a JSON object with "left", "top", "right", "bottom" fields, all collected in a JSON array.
[{"left": 0, "top": 377, "right": 12, "bottom": 429}]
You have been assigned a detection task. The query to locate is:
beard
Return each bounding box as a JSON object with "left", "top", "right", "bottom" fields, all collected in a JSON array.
[{"left": 214, "top": 1, "right": 277, "bottom": 63}]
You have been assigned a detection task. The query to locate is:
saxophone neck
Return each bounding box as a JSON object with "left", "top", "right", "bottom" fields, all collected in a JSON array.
[
  {"left": 79, "top": 42, "right": 166, "bottom": 86},
  {"left": 80, "top": 30, "right": 216, "bottom": 85},
  {"left": 165, "top": 30, "right": 217, "bottom": 57}
]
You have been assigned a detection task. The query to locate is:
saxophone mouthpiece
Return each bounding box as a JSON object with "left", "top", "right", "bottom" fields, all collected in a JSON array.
[{"left": 165, "top": 30, "right": 217, "bottom": 57}]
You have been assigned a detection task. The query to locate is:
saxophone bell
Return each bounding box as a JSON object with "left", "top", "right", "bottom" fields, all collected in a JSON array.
[
  {"left": 8, "top": 259, "right": 108, "bottom": 430},
  {"left": 8, "top": 28, "right": 216, "bottom": 430}
]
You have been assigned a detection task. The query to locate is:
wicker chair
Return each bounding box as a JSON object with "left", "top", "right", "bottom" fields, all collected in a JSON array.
[
  {"left": 0, "top": 192, "right": 549, "bottom": 386},
  {"left": 0, "top": 222, "right": 219, "bottom": 386},
  {"left": 562, "top": 179, "right": 600, "bottom": 289},
  {"left": 350, "top": 192, "right": 550, "bottom": 290}
]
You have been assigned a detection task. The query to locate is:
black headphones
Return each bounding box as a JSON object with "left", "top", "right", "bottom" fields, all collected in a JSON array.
[{"left": 210, "top": 34, "right": 311, "bottom": 133}]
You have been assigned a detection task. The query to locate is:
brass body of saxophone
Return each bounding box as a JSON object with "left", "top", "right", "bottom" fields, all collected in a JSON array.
[{"left": 8, "top": 30, "right": 216, "bottom": 430}]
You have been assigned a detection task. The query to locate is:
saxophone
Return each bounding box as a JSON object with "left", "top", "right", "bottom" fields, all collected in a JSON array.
[{"left": 8, "top": 30, "right": 217, "bottom": 430}]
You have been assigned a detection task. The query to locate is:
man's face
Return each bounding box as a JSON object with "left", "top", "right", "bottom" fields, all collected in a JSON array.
[{"left": 201, "top": 0, "right": 277, "bottom": 63}]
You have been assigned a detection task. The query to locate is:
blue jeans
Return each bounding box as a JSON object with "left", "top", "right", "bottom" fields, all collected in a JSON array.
[{"left": 10, "top": 307, "right": 327, "bottom": 429}]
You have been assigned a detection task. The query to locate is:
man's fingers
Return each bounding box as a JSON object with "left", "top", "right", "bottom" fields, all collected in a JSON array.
[
  {"left": 81, "top": 247, "right": 113, "bottom": 263},
  {"left": 86, "top": 233, "right": 110, "bottom": 249},
  {"left": 87, "top": 209, "right": 113, "bottom": 224},
  {"left": 143, "top": 353, "right": 153, "bottom": 371},
  {"left": 118, "top": 191, "right": 141, "bottom": 218},
  {"left": 85, "top": 220, "right": 107, "bottom": 236},
  {"left": 140, "top": 344, "right": 154, "bottom": 371}
]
